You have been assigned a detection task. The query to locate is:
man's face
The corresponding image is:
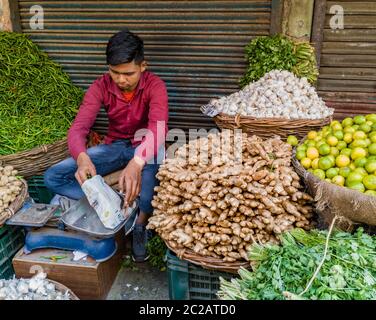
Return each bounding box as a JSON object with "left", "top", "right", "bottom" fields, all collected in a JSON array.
[{"left": 108, "top": 60, "right": 146, "bottom": 92}]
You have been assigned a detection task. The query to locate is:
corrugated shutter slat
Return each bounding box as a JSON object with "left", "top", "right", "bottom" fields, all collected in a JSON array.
[
  {"left": 19, "top": 0, "right": 272, "bottom": 132},
  {"left": 318, "top": 1, "right": 376, "bottom": 118}
]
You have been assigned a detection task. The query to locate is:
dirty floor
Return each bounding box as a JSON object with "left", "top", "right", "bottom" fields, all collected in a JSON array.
[{"left": 106, "top": 257, "right": 169, "bottom": 300}]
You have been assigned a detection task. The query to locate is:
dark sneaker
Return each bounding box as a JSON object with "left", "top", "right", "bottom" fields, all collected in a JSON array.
[{"left": 131, "top": 224, "right": 153, "bottom": 262}]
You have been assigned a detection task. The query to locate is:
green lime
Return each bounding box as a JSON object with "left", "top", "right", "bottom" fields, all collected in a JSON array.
[
  {"left": 301, "top": 158, "right": 312, "bottom": 169},
  {"left": 339, "top": 167, "right": 351, "bottom": 178},
  {"left": 333, "top": 130, "right": 344, "bottom": 141},
  {"left": 307, "top": 131, "right": 318, "bottom": 140},
  {"left": 306, "top": 140, "right": 316, "bottom": 147},
  {"left": 363, "top": 175, "right": 376, "bottom": 190},
  {"left": 336, "top": 155, "right": 351, "bottom": 168},
  {"left": 365, "top": 160, "right": 376, "bottom": 174},
  {"left": 368, "top": 143, "right": 376, "bottom": 155},
  {"left": 340, "top": 148, "right": 352, "bottom": 157},
  {"left": 332, "top": 175, "right": 345, "bottom": 186},
  {"left": 366, "top": 114, "right": 376, "bottom": 123},
  {"left": 346, "top": 172, "right": 365, "bottom": 185},
  {"left": 354, "top": 167, "right": 368, "bottom": 177},
  {"left": 343, "top": 132, "right": 353, "bottom": 143},
  {"left": 296, "top": 150, "right": 306, "bottom": 160},
  {"left": 316, "top": 140, "right": 326, "bottom": 148},
  {"left": 342, "top": 117, "right": 353, "bottom": 127},
  {"left": 347, "top": 181, "right": 365, "bottom": 193},
  {"left": 365, "top": 190, "right": 376, "bottom": 196},
  {"left": 344, "top": 126, "right": 355, "bottom": 134},
  {"left": 330, "top": 147, "right": 340, "bottom": 157},
  {"left": 326, "top": 168, "right": 339, "bottom": 179},
  {"left": 353, "top": 131, "right": 367, "bottom": 140},
  {"left": 360, "top": 123, "right": 372, "bottom": 133},
  {"left": 351, "top": 139, "right": 368, "bottom": 148},
  {"left": 336, "top": 141, "right": 347, "bottom": 150},
  {"left": 287, "top": 135, "right": 299, "bottom": 146},
  {"left": 313, "top": 169, "right": 326, "bottom": 180},
  {"left": 351, "top": 147, "right": 367, "bottom": 160},
  {"left": 327, "top": 155, "right": 336, "bottom": 166},
  {"left": 354, "top": 115, "right": 367, "bottom": 125},
  {"left": 297, "top": 145, "right": 307, "bottom": 153},
  {"left": 354, "top": 158, "right": 367, "bottom": 168},
  {"left": 318, "top": 157, "right": 334, "bottom": 171},
  {"left": 318, "top": 143, "right": 331, "bottom": 156},
  {"left": 332, "top": 123, "right": 343, "bottom": 132},
  {"left": 327, "top": 136, "right": 338, "bottom": 146}
]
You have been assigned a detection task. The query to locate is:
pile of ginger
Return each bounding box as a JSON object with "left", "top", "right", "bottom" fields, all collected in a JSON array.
[{"left": 147, "top": 131, "right": 314, "bottom": 262}]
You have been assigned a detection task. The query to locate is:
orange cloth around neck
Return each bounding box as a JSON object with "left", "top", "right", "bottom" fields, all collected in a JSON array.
[{"left": 123, "top": 90, "right": 136, "bottom": 103}]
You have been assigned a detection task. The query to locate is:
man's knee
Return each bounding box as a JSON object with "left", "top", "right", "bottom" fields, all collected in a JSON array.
[{"left": 43, "top": 165, "right": 59, "bottom": 190}]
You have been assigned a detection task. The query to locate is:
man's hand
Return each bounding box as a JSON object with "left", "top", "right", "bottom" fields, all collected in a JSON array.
[
  {"left": 75, "top": 152, "right": 97, "bottom": 185},
  {"left": 119, "top": 157, "right": 144, "bottom": 207}
]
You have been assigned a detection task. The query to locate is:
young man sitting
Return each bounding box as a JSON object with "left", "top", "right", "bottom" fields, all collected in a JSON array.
[{"left": 44, "top": 29, "right": 169, "bottom": 262}]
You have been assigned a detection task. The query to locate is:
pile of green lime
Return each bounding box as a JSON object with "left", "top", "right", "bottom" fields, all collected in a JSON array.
[{"left": 287, "top": 114, "right": 376, "bottom": 196}]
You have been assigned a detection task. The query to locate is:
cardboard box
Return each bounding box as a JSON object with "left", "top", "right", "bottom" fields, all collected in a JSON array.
[{"left": 12, "top": 230, "right": 126, "bottom": 300}]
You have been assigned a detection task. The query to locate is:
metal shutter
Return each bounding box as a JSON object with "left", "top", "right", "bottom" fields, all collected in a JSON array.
[
  {"left": 18, "top": 0, "right": 273, "bottom": 133},
  {"left": 316, "top": 0, "right": 376, "bottom": 119}
]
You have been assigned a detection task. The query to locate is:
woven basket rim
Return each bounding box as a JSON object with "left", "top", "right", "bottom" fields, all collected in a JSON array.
[
  {"left": 0, "top": 138, "right": 67, "bottom": 160},
  {"left": 165, "top": 240, "right": 250, "bottom": 274},
  {"left": 0, "top": 179, "right": 28, "bottom": 226},
  {"left": 48, "top": 279, "right": 80, "bottom": 300},
  {"left": 0, "top": 139, "right": 69, "bottom": 179},
  {"left": 215, "top": 113, "right": 333, "bottom": 122}
]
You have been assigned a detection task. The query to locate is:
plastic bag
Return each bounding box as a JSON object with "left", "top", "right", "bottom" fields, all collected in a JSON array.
[{"left": 81, "top": 175, "right": 126, "bottom": 229}]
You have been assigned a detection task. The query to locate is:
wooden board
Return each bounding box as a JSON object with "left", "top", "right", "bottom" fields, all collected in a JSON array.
[{"left": 12, "top": 230, "right": 126, "bottom": 300}]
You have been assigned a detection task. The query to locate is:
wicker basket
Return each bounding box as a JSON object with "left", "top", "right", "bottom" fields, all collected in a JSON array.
[
  {"left": 0, "top": 179, "right": 28, "bottom": 226},
  {"left": 48, "top": 279, "right": 80, "bottom": 300},
  {"left": 165, "top": 240, "right": 250, "bottom": 274},
  {"left": 0, "top": 139, "right": 69, "bottom": 178},
  {"left": 214, "top": 113, "right": 332, "bottom": 139}
]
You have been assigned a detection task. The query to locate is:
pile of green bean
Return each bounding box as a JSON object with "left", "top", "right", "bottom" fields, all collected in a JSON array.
[{"left": 0, "top": 31, "right": 83, "bottom": 155}]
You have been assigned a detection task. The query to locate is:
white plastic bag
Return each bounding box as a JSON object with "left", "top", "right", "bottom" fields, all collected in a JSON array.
[{"left": 81, "top": 175, "right": 126, "bottom": 229}]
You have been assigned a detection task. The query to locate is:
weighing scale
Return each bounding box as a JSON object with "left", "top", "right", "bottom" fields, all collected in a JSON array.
[{"left": 6, "top": 195, "right": 139, "bottom": 262}]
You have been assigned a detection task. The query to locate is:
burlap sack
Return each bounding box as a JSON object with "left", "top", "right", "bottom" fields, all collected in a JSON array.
[{"left": 292, "top": 152, "right": 376, "bottom": 231}]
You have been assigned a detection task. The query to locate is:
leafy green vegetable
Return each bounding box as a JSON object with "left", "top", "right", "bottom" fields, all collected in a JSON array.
[
  {"left": 0, "top": 31, "right": 83, "bottom": 155},
  {"left": 218, "top": 228, "right": 376, "bottom": 300},
  {"left": 240, "top": 34, "right": 319, "bottom": 87},
  {"left": 122, "top": 255, "right": 139, "bottom": 271},
  {"left": 146, "top": 235, "right": 167, "bottom": 271}
]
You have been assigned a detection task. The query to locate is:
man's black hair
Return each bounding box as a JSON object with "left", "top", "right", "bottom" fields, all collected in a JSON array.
[{"left": 106, "top": 29, "right": 144, "bottom": 65}]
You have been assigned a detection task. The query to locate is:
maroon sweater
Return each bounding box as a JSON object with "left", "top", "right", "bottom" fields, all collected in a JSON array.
[{"left": 68, "top": 71, "right": 169, "bottom": 163}]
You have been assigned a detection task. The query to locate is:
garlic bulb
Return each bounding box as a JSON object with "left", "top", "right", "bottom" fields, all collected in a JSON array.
[
  {"left": 208, "top": 70, "right": 334, "bottom": 120},
  {"left": 0, "top": 273, "right": 72, "bottom": 300}
]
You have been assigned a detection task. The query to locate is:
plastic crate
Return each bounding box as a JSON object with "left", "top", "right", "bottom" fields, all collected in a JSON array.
[
  {"left": 0, "top": 225, "right": 25, "bottom": 279},
  {"left": 26, "top": 175, "right": 54, "bottom": 204},
  {"left": 166, "top": 250, "right": 236, "bottom": 300}
]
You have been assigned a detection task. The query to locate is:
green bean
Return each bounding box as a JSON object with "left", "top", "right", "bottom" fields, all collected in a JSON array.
[{"left": 0, "top": 31, "right": 84, "bottom": 155}]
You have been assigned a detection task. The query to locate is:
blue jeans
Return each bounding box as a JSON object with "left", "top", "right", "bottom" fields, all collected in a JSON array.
[{"left": 44, "top": 139, "right": 160, "bottom": 215}]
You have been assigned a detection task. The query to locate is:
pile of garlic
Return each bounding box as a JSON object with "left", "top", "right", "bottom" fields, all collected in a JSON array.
[
  {"left": 0, "top": 166, "right": 23, "bottom": 224},
  {"left": 209, "top": 70, "right": 333, "bottom": 120},
  {"left": 0, "top": 272, "right": 72, "bottom": 300}
]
